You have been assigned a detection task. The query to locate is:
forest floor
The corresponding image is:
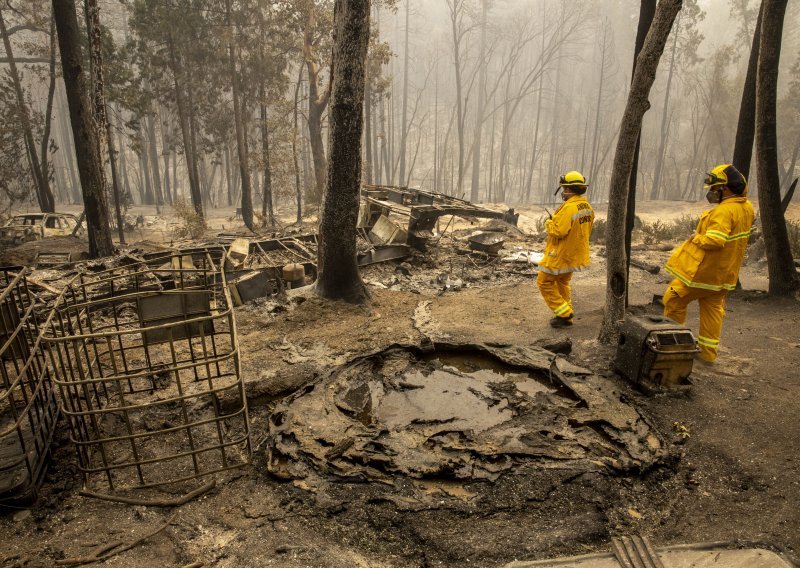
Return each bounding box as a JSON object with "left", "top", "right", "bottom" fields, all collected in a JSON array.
[{"left": 1, "top": 200, "right": 799, "bottom": 567}]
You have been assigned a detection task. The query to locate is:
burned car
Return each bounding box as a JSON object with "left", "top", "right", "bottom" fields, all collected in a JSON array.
[{"left": 0, "top": 213, "right": 82, "bottom": 244}]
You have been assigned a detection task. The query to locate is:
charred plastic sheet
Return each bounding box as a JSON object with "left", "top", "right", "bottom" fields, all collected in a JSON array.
[
  {"left": 360, "top": 185, "right": 519, "bottom": 249},
  {"left": 43, "top": 254, "right": 250, "bottom": 496},
  {"left": 267, "top": 343, "right": 666, "bottom": 485},
  {"left": 0, "top": 267, "right": 59, "bottom": 507}
]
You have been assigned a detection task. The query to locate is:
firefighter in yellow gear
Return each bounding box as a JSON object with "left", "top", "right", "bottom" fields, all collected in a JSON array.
[
  {"left": 663, "top": 164, "right": 754, "bottom": 362},
  {"left": 537, "top": 171, "right": 594, "bottom": 327}
]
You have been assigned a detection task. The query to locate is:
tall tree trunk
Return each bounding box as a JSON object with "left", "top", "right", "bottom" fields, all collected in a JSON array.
[
  {"left": 756, "top": 0, "right": 798, "bottom": 295},
  {"left": 625, "top": 0, "right": 657, "bottom": 305},
  {"left": 146, "top": 112, "right": 164, "bottom": 210},
  {"left": 650, "top": 16, "right": 680, "bottom": 200},
  {"left": 588, "top": 23, "right": 608, "bottom": 185},
  {"left": 168, "top": 34, "right": 203, "bottom": 219},
  {"left": 60, "top": 88, "right": 82, "bottom": 203},
  {"left": 53, "top": 0, "right": 114, "bottom": 257},
  {"left": 138, "top": 125, "right": 154, "bottom": 204},
  {"left": 106, "top": 112, "right": 125, "bottom": 243},
  {"left": 304, "top": 3, "right": 331, "bottom": 205},
  {"left": 449, "top": 0, "right": 466, "bottom": 195},
  {"left": 0, "top": 6, "right": 54, "bottom": 212},
  {"left": 732, "top": 1, "right": 764, "bottom": 180},
  {"left": 599, "top": 0, "right": 683, "bottom": 343},
  {"left": 523, "top": 10, "right": 547, "bottom": 204},
  {"left": 226, "top": 0, "right": 253, "bottom": 230},
  {"left": 364, "top": 65, "right": 373, "bottom": 184},
  {"left": 316, "top": 0, "right": 370, "bottom": 303},
  {"left": 397, "top": 0, "right": 410, "bottom": 186},
  {"left": 470, "top": 0, "right": 489, "bottom": 202},
  {"left": 39, "top": 13, "right": 58, "bottom": 211},
  {"left": 260, "top": 87, "right": 275, "bottom": 226},
  {"left": 293, "top": 65, "right": 303, "bottom": 223},
  {"left": 222, "top": 143, "right": 231, "bottom": 207}
]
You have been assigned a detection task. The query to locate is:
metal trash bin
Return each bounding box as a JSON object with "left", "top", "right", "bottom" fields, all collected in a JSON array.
[{"left": 614, "top": 315, "right": 698, "bottom": 390}]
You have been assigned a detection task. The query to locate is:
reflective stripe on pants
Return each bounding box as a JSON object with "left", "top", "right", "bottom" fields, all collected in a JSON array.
[
  {"left": 663, "top": 278, "right": 727, "bottom": 362},
  {"left": 537, "top": 271, "right": 574, "bottom": 318}
]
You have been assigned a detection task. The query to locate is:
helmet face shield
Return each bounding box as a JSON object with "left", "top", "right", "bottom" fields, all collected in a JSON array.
[{"left": 703, "top": 171, "right": 726, "bottom": 189}]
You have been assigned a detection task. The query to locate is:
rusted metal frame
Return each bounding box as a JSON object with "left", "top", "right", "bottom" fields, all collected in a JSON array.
[
  {"left": 166, "top": 328, "right": 201, "bottom": 477},
  {"left": 0, "top": 269, "right": 59, "bottom": 501},
  {"left": 196, "top": 321, "right": 228, "bottom": 470},
  {"left": 1, "top": 297, "right": 48, "bottom": 433},
  {"left": 44, "top": 256, "right": 249, "bottom": 491},
  {"left": 103, "top": 333, "right": 145, "bottom": 485},
  {"left": 227, "top": 303, "right": 250, "bottom": 458}
]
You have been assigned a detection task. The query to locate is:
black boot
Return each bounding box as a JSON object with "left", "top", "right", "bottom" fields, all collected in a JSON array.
[{"left": 549, "top": 315, "right": 573, "bottom": 328}]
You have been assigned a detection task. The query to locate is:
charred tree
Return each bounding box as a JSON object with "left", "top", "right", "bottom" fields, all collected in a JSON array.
[
  {"left": 599, "top": 0, "right": 683, "bottom": 344},
  {"left": 225, "top": 0, "right": 253, "bottom": 230},
  {"left": 304, "top": 3, "right": 332, "bottom": 206},
  {"left": 53, "top": 0, "right": 114, "bottom": 257},
  {"left": 732, "top": 1, "right": 764, "bottom": 179},
  {"left": 167, "top": 34, "right": 204, "bottom": 219},
  {"left": 649, "top": 14, "right": 680, "bottom": 200},
  {"left": 260, "top": 87, "right": 275, "bottom": 226},
  {"left": 398, "top": 0, "right": 410, "bottom": 186},
  {"left": 755, "top": 0, "right": 799, "bottom": 296},
  {"left": 625, "top": 0, "right": 657, "bottom": 305},
  {"left": 470, "top": 0, "right": 489, "bottom": 203},
  {"left": 315, "top": 0, "right": 370, "bottom": 304}
]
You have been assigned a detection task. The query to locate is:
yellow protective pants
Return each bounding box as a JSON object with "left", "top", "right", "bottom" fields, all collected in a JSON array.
[
  {"left": 537, "top": 272, "right": 573, "bottom": 318},
  {"left": 662, "top": 279, "right": 727, "bottom": 362}
]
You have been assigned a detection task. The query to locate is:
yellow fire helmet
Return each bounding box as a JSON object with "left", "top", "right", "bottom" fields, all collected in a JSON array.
[
  {"left": 559, "top": 171, "right": 588, "bottom": 187},
  {"left": 704, "top": 164, "right": 747, "bottom": 195},
  {"left": 555, "top": 171, "right": 588, "bottom": 195}
]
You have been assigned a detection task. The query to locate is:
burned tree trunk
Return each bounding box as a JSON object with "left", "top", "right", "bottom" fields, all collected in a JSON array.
[
  {"left": 598, "top": 0, "right": 683, "bottom": 344},
  {"left": 53, "top": 0, "right": 114, "bottom": 258},
  {"left": 315, "top": 0, "right": 370, "bottom": 304},
  {"left": 226, "top": 0, "right": 253, "bottom": 231},
  {"left": 625, "top": 0, "right": 657, "bottom": 305},
  {"left": 732, "top": 1, "right": 764, "bottom": 179},
  {"left": 304, "top": 4, "right": 331, "bottom": 206},
  {"left": 260, "top": 90, "right": 275, "bottom": 227},
  {"left": 168, "top": 34, "right": 204, "bottom": 219},
  {"left": 756, "top": 0, "right": 799, "bottom": 296}
]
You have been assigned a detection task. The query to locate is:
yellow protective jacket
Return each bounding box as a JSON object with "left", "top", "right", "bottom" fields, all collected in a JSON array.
[
  {"left": 665, "top": 196, "right": 754, "bottom": 291},
  {"left": 539, "top": 195, "right": 594, "bottom": 275}
]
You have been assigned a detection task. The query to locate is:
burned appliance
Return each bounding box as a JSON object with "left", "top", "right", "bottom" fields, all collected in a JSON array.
[{"left": 614, "top": 315, "right": 699, "bottom": 390}]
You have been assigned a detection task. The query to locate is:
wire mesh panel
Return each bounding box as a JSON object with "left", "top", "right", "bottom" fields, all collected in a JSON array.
[
  {"left": 0, "top": 267, "right": 59, "bottom": 506},
  {"left": 44, "top": 253, "right": 250, "bottom": 495}
]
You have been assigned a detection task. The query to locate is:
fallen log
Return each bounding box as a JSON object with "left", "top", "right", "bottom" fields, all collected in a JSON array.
[{"left": 630, "top": 258, "right": 660, "bottom": 274}]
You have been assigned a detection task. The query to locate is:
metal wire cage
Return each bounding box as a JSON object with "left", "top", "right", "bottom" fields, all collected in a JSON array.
[
  {"left": 43, "top": 252, "right": 250, "bottom": 495},
  {"left": 0, "top": 267, "right": 59, "bottom": 507}
]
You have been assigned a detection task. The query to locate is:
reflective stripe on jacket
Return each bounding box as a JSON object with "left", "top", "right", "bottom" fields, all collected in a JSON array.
[
  {"left": 665, "top": 196, "right": 754, "bottom": 291},
  {"left": 539, "top": 195, "right": 594, "bottom": 275}
]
